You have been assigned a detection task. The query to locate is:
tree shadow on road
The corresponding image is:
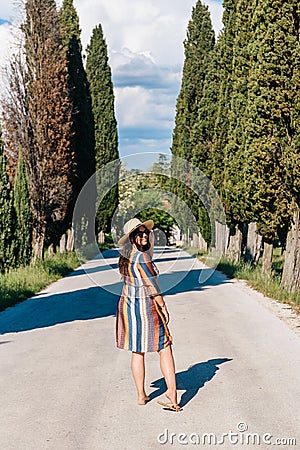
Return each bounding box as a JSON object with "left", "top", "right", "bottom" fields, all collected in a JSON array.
[
  {"left": 66, "top": 248, "right": 198, "bottom": 278},
  {"left": 0, "top": 285, "right": 120, "bottom": 334},
  {"left": 0, "top": 246, "right": 230, "bottom": 334},
  {"left": 149, "top": 358, "right": 233, "bottom": 408},
  {"left": 0, "top": 265, "right": 230, "bottom": 334}
]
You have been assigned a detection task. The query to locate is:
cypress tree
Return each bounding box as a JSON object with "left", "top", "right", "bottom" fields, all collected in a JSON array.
[
  {"left": 238, "top": 0, "right": 300, "bottom": 275},
  {"left": 243, "top": 0, "right": 296, "bottom": 242},
  {"left": 280, "top": 1, "right": 300, "bottom": 292},
  {"left": 190, "top": 41, "right": 222, "bottom": 243},
  {"left": 222, "top": 0, "right": 254, "bottom": 226},
  {"left": 211, "top": 0, "right": 237, "bottom": 198},
  {"left": 23, "top": 0, "right": 75, "bottom": 260},
  {"left": 60, "top": 0, "right": 96, "bottom": 198},
  {"left": 191, "top": 40, "right": 221, "bottom": 179},
  {"left": 0, "top": 129, "right": 16, "bottom": 272},
  {"left": 172, "top": 0, "right": 215, "bottom": 161},
  {"left": 86, "top": 24, "right": 119, "bottom": 234},
  {"left": 213, "top": 0, "right": 254, "bottom": 262},
  {"left": 171, "top": 1, "right": 215, "bottom": 241},
  {"left": 13, "top": 148, "right": 32, "bottom": 267}
]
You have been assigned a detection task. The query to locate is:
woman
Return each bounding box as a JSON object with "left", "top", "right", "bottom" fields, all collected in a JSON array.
[{"left": 116, "top": 218, "right": 182, "bottom": 411}]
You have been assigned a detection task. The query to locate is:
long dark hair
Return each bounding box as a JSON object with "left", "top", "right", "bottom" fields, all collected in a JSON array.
[{"left": 118, "top": 230, "right": 151, "bottom": 277}]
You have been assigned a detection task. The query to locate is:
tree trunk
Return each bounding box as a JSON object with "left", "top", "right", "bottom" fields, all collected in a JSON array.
[
  {"left": 66, "top": 227, "right": 74, "bottom": 252},
  {"left": 192, "top": 232, "right": 198, "bottom": 249},
  {"left": 32, "top": 222, "right": 46, "bottom": 263},
  {"left": 60, "top": 233, "right": 66, "bottom": 254},
  {"left": 261, "top": 239, "right": 273, "bottom": 276},
  {"left": 98, "top": 230, "right": 105, "bottom": 244},
  {"left": 214, "top": 221, "right": 229, "bottom": 256},
  {"left": 244, "top": 222, "right": 262, "bottom": 265},
  {"left": 281, "top": 205, "right": 300, "bottom": 293},
  {"left": 226, "top": 223, "right": 243, "bottom": 263},
  {"left": 48, "top": 243, "right": 55, "bottom": 258},
  {"left": 198, "top": 231, "right": 207, "bottom": 252}
]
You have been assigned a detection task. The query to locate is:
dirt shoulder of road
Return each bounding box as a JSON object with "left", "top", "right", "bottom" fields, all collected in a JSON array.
[{"left": 233, "top": 277, "right": 300, "bottom": 337}]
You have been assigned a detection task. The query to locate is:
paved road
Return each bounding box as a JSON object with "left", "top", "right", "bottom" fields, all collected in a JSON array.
[{"left": 0, "top": 248, "right": 299, "bottom": 450}]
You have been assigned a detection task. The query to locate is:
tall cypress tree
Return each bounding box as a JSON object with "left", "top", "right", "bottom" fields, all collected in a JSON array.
[
  {"left": 237, "top": 0, "right": 300, "bottom": 275},
  {"left": 171, "top": 0, "right": 215, "bottom": 161},
  {"left": 60, "top": 0, "right": 95, "bottom": 199},
  {"left": 191, "top": 40, "right": 220, "bottom": 179},
  {"left": 279, "top": 0, "right": 300, "bottom": 291},
  {"left": 243, "top": 0, "right": 295, "bottom": 241},
  {"left": 171, "top": 1, "right": 215, "bottom": 240},
  {"left": 211, "top": 0, "right": 237, "bottom": 199},
  {"left": 222, "top": 0, "right": 254, "bottom": 227},
  {"left": 190, "top": 39, "right": 222, "bottom": 243},
  {"left": 0, "top": 129, "right": 16, "bottom": 272},
  {"left": 86, "top": 24, "right": 119, "bottom": 234},
  {"left": 23, "top": 0, "right": 75, "bottom": 260},
  {"left": 13, "top": 148, "right": 32, "bottom": 267}
]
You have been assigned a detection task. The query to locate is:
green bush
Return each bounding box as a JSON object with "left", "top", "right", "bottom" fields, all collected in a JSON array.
[
  {"left": 0, "top": 251, "right": 80, "bottom": 312},
  {"left": 212, "top": 256, "right": 300, "bottom": 308}
]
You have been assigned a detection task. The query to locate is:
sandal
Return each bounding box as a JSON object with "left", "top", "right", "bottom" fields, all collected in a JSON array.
[
  {"left": 138, "top": 396, "right": 150, "bottom": 405},
  {"left": 157, "top": 399, "right": 182, "bottom": 411}
]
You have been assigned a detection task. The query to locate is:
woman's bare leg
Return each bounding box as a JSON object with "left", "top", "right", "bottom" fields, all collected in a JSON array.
[
  {"left": 131, "top": 351, "right": 150, "bottom": 404},
  {"left": 158, "top": 345, "right": 180, "bottom": 409}
]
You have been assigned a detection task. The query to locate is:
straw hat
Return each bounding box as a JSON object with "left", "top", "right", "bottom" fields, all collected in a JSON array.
[{"left": 118, "top": 218, "right": 154, "bottom": 245}]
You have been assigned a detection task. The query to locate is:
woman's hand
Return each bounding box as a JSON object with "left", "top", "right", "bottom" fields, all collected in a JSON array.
[{"left": 152, "top": 295, "right": 170, "bottom": 324}]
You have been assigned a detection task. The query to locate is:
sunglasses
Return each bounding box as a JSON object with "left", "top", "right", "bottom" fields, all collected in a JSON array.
[{"left": 133, "top": 229, "right": 150, "bottom": 238}]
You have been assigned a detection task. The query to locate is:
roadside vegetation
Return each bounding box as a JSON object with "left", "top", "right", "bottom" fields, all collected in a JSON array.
[
  {"left": 198, "top": 247, "right": 300, "bottom": 312},
  {"left": 171, "top": 1, "right": 300, "bottom": 296},
  {"left": 0, "top": 251, "right": 79, "bottom": 313},
  {"left": 0, "top": 242, "right": 115, "bottom": 313}
]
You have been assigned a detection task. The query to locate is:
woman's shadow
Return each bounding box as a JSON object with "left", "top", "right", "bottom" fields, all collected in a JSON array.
[{"left": 149, "top": 358, "right": 232, "bottom": 408}]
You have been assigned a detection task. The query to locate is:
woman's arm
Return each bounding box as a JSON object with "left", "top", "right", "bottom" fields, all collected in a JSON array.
[
  {"left": 137, "top": 254, "right": 169, "bottom": 323},
  {"left": 137, "top": 252, "right": 161, "bottom": 296},
  {"left": 152, "top": 294, "right": 169, "bottom": 324}
]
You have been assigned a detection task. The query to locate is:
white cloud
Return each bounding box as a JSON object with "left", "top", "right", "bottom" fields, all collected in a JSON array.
[
  {"left": 111, "top": 48, "right": 181, "bottom": 90},
  {"left": 115, "top": 85, "right": 175, "bottom": 130},
  {"left": 0, "top": 0, "right": 223, "bottom": 160},
  {"left": 0, "top": 23, "right": 13, "bottom": 69},
  {"left": 74, "top": 0, "right": 223, "bottom": 65}
]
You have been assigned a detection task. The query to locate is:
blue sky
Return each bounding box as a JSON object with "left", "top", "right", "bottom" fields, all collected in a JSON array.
[
  {"left": 0, "top": 0, "right": 223, "bottom": 168},
  {"left": 0, "top": 19, "right": 10, "bottom": 25}
]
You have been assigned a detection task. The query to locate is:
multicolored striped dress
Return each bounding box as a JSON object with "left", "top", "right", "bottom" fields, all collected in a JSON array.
[{"left": 116, "top": 249, "right": 172, "bottom": 352}]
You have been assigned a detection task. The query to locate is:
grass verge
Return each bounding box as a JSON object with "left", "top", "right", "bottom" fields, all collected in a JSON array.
[
  {"left": 198, "top": 252, "right": 300, "bottom": 313},
  {"left": 0, "top": 245, "right": 114, "bottom": 313},
  {"left": 0, "top": 252, "right": 80, "bottom": 313}
]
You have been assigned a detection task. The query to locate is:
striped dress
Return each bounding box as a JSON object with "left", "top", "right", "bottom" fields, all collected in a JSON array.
[{"left": 116, "top": 249, "right": 172, "bottom": 352}]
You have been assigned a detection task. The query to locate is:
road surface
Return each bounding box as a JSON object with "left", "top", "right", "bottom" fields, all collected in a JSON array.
[{"left": 0, "top": 248, "right": 299, "bottom": 450}]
